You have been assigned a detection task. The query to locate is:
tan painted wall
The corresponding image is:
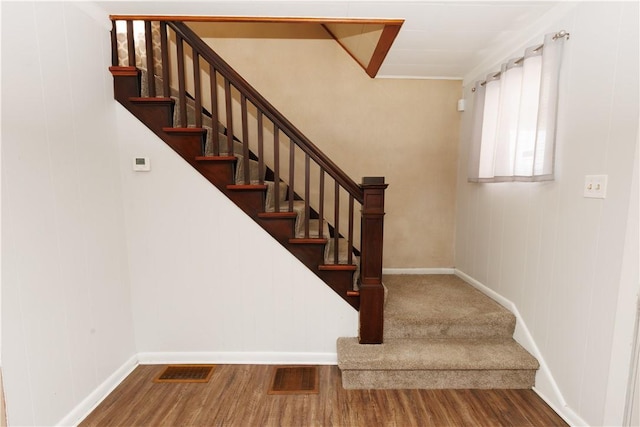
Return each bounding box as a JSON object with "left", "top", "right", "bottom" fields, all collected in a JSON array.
[{"left": 190, "top": 22, "right": 461, "bottom": 268}]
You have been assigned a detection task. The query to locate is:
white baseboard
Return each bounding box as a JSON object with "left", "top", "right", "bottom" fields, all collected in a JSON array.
[
  {"left": 137, "top": 351, "right": 338, "bottom": 365},
  {"left": 454, "top": 269, "right": 588, "bottom": 427},
  {"left": 56, "top": 355, "right": 138, "bottom": 427},
  {"left": 382, "top": 268, "right": 455, "bottom": 275},
  {"left": 533, "top": 387, "right": 590, "bottom": 427},
  {"left": 55, "top": 272, "right": 589, "bottom": 426}
]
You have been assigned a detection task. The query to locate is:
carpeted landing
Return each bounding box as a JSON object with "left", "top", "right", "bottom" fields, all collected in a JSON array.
[{"left": 337, "top": 274, "right": 539, "bottom": 389}]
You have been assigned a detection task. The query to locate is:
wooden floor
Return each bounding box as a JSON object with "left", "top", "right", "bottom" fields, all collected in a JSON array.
[{"left": 80, "top": 365, "right": 568, "bottom": 427}]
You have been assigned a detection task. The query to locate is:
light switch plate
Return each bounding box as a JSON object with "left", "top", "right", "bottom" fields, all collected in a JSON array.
[{"left": 584, "top": 175, "right": 607, "bottom": 199}]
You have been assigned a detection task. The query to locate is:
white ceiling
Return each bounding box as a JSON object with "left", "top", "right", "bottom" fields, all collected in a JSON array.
[{"left": 96, "top": 1, "right": 564, "bottom": 80}]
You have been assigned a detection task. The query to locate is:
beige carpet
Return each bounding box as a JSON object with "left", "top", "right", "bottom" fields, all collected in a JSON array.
[
  {"left": 337, "top": 275, "right": 539, "bottom": 389},
  {"left": 383, "top": 274, "right": 516, "bottom": 339}
]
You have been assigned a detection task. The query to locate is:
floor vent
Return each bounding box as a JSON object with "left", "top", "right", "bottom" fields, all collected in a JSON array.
[
  {"left": 268, "top": 366, "right": 319, "bottom": 395},
  {"left": 154, "top": 365, "right": 216, "bottom": 383}
]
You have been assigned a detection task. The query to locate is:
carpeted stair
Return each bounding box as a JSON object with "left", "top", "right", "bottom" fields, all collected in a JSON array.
[{"left": 337, "top": 274, "right": 539, "bottom": 389}]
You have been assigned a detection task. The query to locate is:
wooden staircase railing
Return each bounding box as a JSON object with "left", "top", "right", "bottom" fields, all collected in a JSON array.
[{"left": 109, "top": 17, "right": 387, "bottom": 343}]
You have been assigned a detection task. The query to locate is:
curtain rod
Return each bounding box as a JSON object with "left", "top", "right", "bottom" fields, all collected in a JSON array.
[{"left": 472, "top": 30, "right": 570, "bottom": 91}]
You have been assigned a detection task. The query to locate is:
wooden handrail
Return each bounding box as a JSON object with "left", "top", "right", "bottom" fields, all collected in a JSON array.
[
  {"left": 109, "top": 15, "right": 404, "bottom": 26},
  {"left": 167, "top": 21, "right": 365, "bottom": 204}
]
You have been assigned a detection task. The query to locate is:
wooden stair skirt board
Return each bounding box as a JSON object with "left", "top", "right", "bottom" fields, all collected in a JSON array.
[{"left": 109, "top": 71, "right": 362, "bottom": 310}]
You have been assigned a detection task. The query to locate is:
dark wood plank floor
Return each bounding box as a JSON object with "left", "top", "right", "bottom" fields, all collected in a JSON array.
[{"left": 80, "top": 364, "right": 568, "bottom": 427}]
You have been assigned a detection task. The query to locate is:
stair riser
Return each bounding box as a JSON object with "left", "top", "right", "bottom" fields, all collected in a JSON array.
[
  {"left": 111, "top": 70, "right": 140, "bottom": 103},
  {"left": 196, "top": 162, "right": 236, "bottom": 191},
  {"left": 164, "top": 136, "right": 205, "bottom": 166},
  {"left": 118, "top": 100, "right": 174, "bottom": 141},
  {"left": 227, "top": 190, "right": 266, "bottom": 219},
  {"left": 256, "top": 217, "right": 296, "bottom": 243},
  {"left": 340, "top": 369, "right": 536, "bottom": 390},
  {"left": 383, "top": 321, "right": 516, "bottom": 340},
  {"left": 111, "top": 71, "right": 361, "bottom": 309},
  {"left": 129, "top": 101, "right": 174, "bottom": 131},
  {"left": 111, "top": 71, "right": 173, "bottom": 137},
  {"left": 286, "top": 244, "right": 326, "bottom": 271},
  {"left": 317, "top": 270, "right": 359, "bottom": 310}
]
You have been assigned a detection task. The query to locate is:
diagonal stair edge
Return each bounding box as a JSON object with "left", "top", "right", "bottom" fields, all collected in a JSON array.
[
  {"left": 109, "top": 18, "right": 388, "bottom": 342},
  {"left": 109, "top": 69, "right": 360, "bottom": 310}
]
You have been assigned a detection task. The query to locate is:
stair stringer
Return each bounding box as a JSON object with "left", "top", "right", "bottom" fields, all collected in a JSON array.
[
  {"left": 113, "top": 99, "right": 359, "bottom": 362},
  {"left": 110, "top": 66, "right": 360, "bottom": 310}
]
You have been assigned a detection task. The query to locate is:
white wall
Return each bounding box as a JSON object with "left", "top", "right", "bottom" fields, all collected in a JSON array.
[
  {"left": 2, "top": 2, "right": 359, "bottom": 424},
  {"left": 455, "top": 2, "right": 639, "bottom": 426},
  {"left": 1, "top": 3, "right": 136, "bottom": 426},
  {"left": 2, "top": 1, "right": 359, "bottom": 423},
  {"left": 0, "top": 0, "right": 4, "bottom": 414},
  {"left": 116, "top": 106, "right": 358, "bottom": 362},
  {"left": 606, "top": 136, "right": 638, "bottom": 425}
]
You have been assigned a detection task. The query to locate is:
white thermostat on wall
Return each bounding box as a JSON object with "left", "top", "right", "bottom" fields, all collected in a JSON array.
[{"left": 133, "top": 157, "right": 151, "bottom": 172}]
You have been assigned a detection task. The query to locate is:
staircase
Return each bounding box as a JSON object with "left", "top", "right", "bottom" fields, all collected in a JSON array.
[
  {"left": 109, "top": 17, "right": 539, "bottom": 388},
  {"left": 338, "top": 275, "right": 539, "bottom": 389},
  {"left": 109, "top": 18, "right": 386, "bottom": 343}
]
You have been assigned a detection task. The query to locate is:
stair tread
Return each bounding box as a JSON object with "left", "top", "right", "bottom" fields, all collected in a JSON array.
[
  {"left": 258, "top": 212, "right": 298, "bottom": 219},
  {"left": 195, "top": 156, "right": 236, "bottom": 162},
  {"left": 227, "top": 184, "right": 268, "bottom": 192},
  {"left": 337, "top": 337, "right": 539, "bottom": 371},
  {"left": 382, "top": 275, "right": 515, "bottom": 340},
  {"left": 109, "top": 66, "right": 138, "bottom": 76},
  {"left": 289, "top": 238, "right": 328, "bottom": 244},
  {"left": 318, "top": 264, "right": 357, "bottom": 271},
  {"left": 162, "top": 127, "right": 207, "bottom": 134},
  {"left": 129, "top": 97, "right": 173, "bottom": 103}
]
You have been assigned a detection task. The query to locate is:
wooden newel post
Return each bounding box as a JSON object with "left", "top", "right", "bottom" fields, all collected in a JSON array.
[{"left": 359, "top": 176, "right": 388, "bottom": 344}]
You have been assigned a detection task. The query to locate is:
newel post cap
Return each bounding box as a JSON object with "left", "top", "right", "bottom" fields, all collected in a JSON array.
[{"left": 361, "top": 176, "right": 388, "bottom": 188}]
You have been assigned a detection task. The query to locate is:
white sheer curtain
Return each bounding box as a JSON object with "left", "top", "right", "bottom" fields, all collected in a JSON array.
[{"left": 468, "top": 32, "right": 566, "bottom": 182}]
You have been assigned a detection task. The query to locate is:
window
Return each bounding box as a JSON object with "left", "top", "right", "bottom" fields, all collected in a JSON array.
[{"left": 468, "top": 31, "right": 568, "bottom": 182}]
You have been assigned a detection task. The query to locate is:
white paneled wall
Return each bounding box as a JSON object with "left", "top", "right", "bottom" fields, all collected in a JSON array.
[
  {"left": 455, "top": 2, "right": 639, "bottom": 426},
  {"left": 2, "top": 2, "right": 356, "bottom": 425},
  {"left": 1, "top": 3, "right": 136, "bottom": 426},
  {"left": 115, "top": 107, "right": 358, "bottom": 361}
]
